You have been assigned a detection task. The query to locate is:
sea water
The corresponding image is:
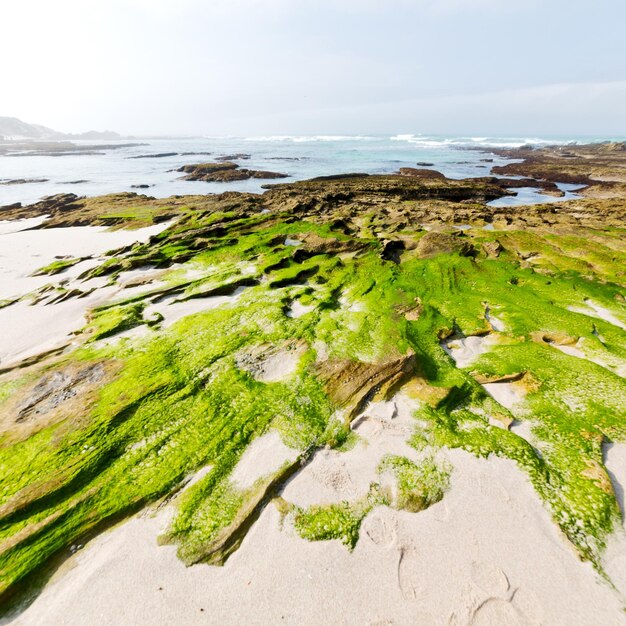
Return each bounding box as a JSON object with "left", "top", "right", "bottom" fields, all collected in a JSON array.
[{"left": 0, "top": 134, "right": 610, "bottom": 207}]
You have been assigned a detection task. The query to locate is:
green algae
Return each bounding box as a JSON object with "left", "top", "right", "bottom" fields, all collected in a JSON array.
[
  {"left": 293, "top": 484, "right": 387, "bottom": 549},
  {"left": 292, "top": 455, "right": 450, "bottom": 548},
  {"left": 32, "top": 258, "right": 84, "bottom": 276},
  {"left": 86, "top": 303, "right": 146, "bottom": 340},
  {"left": 378, "top": 455, "right": 451, "bottom": 512},
  {"left": 0, "top": 196, "right": 625, "bottom": 605}
]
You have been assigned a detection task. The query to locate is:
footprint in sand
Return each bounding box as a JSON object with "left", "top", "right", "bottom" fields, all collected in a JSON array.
[
  {"left": 396, "top": 544, "right": 423, "bottom": 601},
  {"left": 352, "top": 415, "right": 384, "bottom": 439},
  {"left": 470, "top": 598, "right": 525, "bottom": 626},
  {"left": 362, "top": 511, "right": 398, "bottom": 548},
  {"left": 509, "top": 587, "right": 544, "bottom": 625},
  {"left": 470, "top": 561, "right": 510, "bottom": 598},
  {"left": 311, "top": 460, "right": 357, "bottom": 497},
  {"left": 448, "top": 584, "right": 484, "bottom": 625}
]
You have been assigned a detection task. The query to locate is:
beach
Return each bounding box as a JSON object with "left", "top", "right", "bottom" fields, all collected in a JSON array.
[{"left": 0, "top": 140, "right": 625, "bottom": 624}]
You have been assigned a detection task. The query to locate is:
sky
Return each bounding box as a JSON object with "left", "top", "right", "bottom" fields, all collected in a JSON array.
[{"left": 2, "top": 0, "right": 625, "bottom": 136}]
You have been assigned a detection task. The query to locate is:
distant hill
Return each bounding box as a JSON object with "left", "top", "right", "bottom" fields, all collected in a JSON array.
[
  {"left": 66, "top": 130, "right": 122, "bottom": 140},
  {"left": 0, "top": 116, "right": 121, "bottom": 141},
  {"left": 0, "top": 116, "right": 62, "bottom": 140}
]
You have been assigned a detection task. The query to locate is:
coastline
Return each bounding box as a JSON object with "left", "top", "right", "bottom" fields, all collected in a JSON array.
[{"left": 0, "top": 141, "right": 625, "bottom": 623}]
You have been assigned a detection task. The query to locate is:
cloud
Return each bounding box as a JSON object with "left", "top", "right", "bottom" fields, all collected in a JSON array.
[
  {"left": 220, "top": 81, "right": 626, "bottom": 136},
  {"left": 1, "top": 0, "right": 623, "bottom": 135}
]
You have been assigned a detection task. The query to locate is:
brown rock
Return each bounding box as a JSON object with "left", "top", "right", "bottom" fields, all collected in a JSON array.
[
  {"left": 178, "top": 162, "right": 288, "bottom": 182},
  {"left": 399, "top": 168, "right": 446, "bottom": 180},
  {"left": 315, "top": 352, "right": 416, "bottom": 421},
  {"left": 416, "top": 232, "right": 475, "bottom": 258},
  {"left": 482, "top": 240, "right": 503, "bottom": 258}
]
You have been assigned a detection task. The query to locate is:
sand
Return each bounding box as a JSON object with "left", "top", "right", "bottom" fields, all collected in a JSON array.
[
  {"left": 143, "top": 289, "right": 246, "bottom": 330},
  {"left": 0, "top": 287, "right": 117, "bottom": 368},
  {"left": 0, "top": 221, "right": 170, "bottom": 301},
  {"left": 285, "top": 300, "right": 316, "bottom": 318},
  {"left": 0, "top": 220, "right": 172, "bottom": 368},
  {"left": 482, "top": 381, "right": 526, "bottom": 412},
  {"left": 235, "top": 342, "right": 307, "bottom": 384},
  {"left": 230, "top": 431, "right": 299, "bottom": 490},
  {"left": 485, "top": 312, "right": 505, "bottom": 332},
  {"left": 0, "top": 216, "right": 49, "bottom": 236},
  {"left": 569, "top": 301, "right": 626, "bottom": 331},
  {"left": 8, "top": 394, "right": 626, "bottom": 625},
  {"left": 603, "top": 442, "right": 626, "bottom": 598},
  {"left": 284, "top": 395, "right": 419, "bottom": 507},
  {"left": 442, "top": 334, "right": 499, "bottom": 369}
]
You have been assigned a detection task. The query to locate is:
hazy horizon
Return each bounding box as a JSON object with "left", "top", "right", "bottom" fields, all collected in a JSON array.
[{"left": 3, "top": 0, "right": 626, "bottom": 137}]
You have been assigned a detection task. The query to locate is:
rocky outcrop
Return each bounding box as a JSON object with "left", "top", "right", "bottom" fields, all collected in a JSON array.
[
  {"left": 129, "top": 152, "right": 177, "bottom": 159},
  {"left": 14, "top": 363, "right": 106, "bottom": 423},
  {"left": 416, "top": 232, "right": 475, "bottom": 258},
  {"left": 178, "top": 162, "right": 288, "bottom": 182},
  {"left": 0, "top": 178, "right": 49, "bottom": 185},
  {"left": 482, "top": 240, "right": 504, "bottom": 258},
  {"left": 315, "top": 352, "right": 417, "bottom": 420},
  {"left": 484, "top": 142, "right": 626, "bottom": 190},
  {"left": 399, "top": 168, "right": 446, "bottom": 180},
  {"left": 215, "top": 153, "right": 251, "bottom": 161},
  {"left": 3, "top": 153, "right": 626, "bottom": 235}
]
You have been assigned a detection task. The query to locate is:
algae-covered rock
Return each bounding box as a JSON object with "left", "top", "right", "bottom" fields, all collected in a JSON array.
[
  {"left": 178, "top": 162, "right": 288, "bottom": 182},
  {"left": 0, "top": 142, "right": 625, "bottom": 609}
]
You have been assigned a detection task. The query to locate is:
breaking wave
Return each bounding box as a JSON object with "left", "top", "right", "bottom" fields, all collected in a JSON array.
[
  {"left": 389, "top": 134, "right": 565, "bottom": 148},
  {"left": 244, "top": 135, "right": 377, "bottom": 142}
]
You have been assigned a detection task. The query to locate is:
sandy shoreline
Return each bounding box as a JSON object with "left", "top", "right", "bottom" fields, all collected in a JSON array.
[
  {"left": 8, "top": 447, "right": 626, "bottom": 626},
  {"left": 6, "top": 394, "right": 626, "bottom": 626},
  {"left": 0, "top": 220, "right": 171, "bottom": 369}
]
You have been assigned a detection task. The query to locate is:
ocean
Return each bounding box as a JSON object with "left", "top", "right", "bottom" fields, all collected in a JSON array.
[{"left": 0, "top": 134, "right": 610, "bottom": 208}]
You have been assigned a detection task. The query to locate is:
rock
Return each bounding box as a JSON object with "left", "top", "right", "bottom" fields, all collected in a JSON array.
[
  {"left": 416, "top": 232, "right": 475, "bottom": 258},
  {"left": 267, "top": 156, "right": 303, "bottom": 161},
  {"left": 215, "top": 154, "right": 251, "bottom": 161},
  {"left": 131, "top": 184, "right": 153, "bottom": 189},
  {"left": 315, "top": 352, "right": 416, "bottom": 420},
  {"left": 15, "top": 363, "right": 106, "bottom": 423},
  {"left": 398, "top": 168, "right": 446, "bottom": 180},
  {"left": 309, "top": 173, "right": 369, "bottom": 182},
  {"left": 129, "top": 152, "right": 178, "bottom": 159},
  {"left": 398, "top": 297, "right": 423, "bottom": 321},
  {"left": 178, "top": 162, "right": 288, "bottom": 182},
  {"left": 178, "top": 161, "right": 238, "bottom": 175},
  {"left": 380, "top": 239, "right": 405, "bottom": 263},
  {"left": 482, "top": 240, "right": 503, "bottom": 258},
  {"left": 416, "top": 162, "right": 434, "bottom": 166},
  {"left": 33, "top": 193, "right": 82, "bottom": 213},
  {"left": 290, "top": 232, "right": 364, "bottom": 262},
  {"left": 0, "top": 178, "right": 49, "bottom": 185}
]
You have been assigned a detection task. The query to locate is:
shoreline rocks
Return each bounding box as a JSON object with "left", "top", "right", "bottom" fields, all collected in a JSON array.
[{"left": 177, "top": 161, "right": 288, "bottom": 182}]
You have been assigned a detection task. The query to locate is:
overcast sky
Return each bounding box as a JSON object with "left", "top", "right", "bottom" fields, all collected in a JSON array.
[{"left": 2, "top": 0, "right": 625, "bottom": 136}]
